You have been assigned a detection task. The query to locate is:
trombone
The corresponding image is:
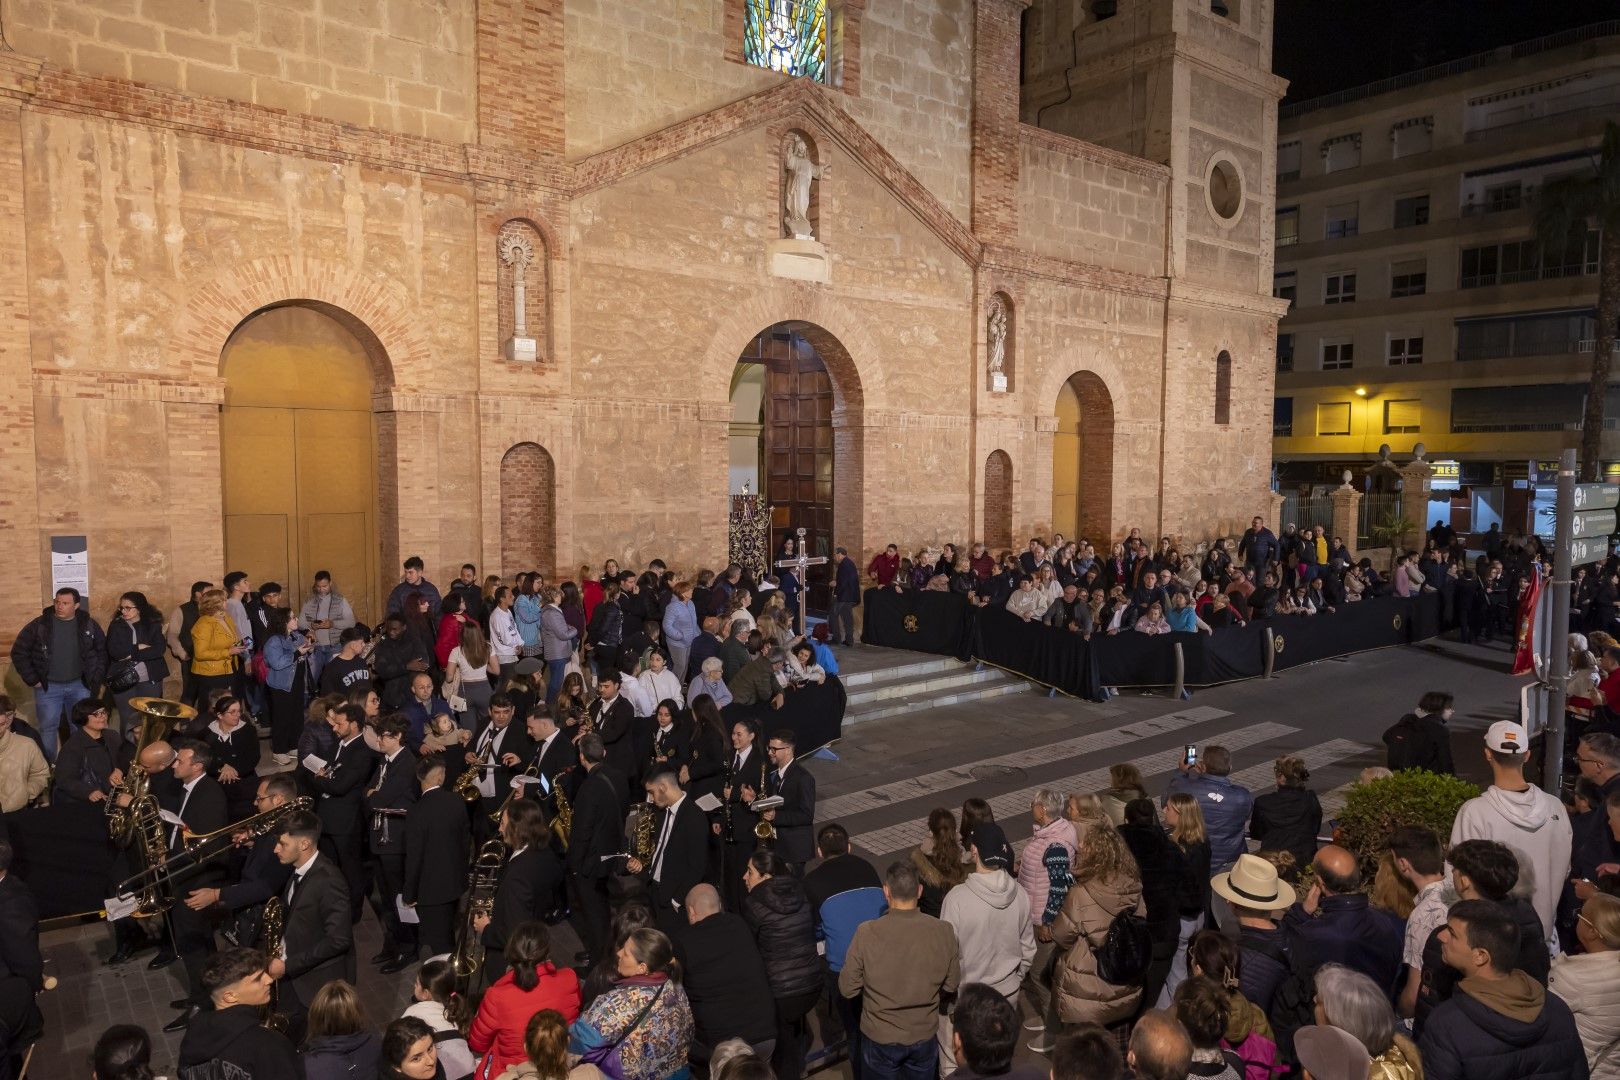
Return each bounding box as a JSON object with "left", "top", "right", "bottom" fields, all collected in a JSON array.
[{"left": 114, "top": 797, "right": 312, "bottom": 897}]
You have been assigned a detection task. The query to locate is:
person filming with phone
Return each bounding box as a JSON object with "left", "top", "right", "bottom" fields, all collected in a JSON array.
[{"left": 1165, "top": 743, "right": 1254, "bottom": 881}]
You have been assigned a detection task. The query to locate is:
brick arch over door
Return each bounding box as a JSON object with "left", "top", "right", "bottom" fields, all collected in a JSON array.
[
  {"left": 1053, "top": 371, "right": 1116, "bottom": 544},
  {"left": 500, "top": 442, "right": 557, "bottom": 578},
  {"left": 984, "top": 450, "right": 1014, "bottom": 551}
]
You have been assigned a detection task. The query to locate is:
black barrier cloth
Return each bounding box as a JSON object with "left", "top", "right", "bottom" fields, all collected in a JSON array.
[
  {"left": 723, "top": 675, "right": 846, "bottom": 752},
  {"left": 860, "top": 587, "right": 1446, "bottom": 691},
  {"left": 6, "top": 800, "right": 116, "bottom": 920},
  {"left": 859, "top": 589, "right": 968, "bottom": 656}
]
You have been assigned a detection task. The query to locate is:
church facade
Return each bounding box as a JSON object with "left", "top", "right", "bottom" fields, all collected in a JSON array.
[{"left": 0, "top": 0, "right": 1286, "bottom": 630}]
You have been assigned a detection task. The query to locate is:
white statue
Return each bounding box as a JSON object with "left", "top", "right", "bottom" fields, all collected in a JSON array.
[
  {"left": 783, "top": 134, "right": 826, "bottom": 241},
  {"left": 987, "top": 298, "right": 1008, "bottom": 375},
  {"left": 498, "top": 232, "right": 535, "bottom": 337}
]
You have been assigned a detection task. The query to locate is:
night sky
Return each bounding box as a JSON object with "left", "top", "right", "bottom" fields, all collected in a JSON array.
[{"left": 1274, "top": 0, "right": 1618, "bottom": 103}]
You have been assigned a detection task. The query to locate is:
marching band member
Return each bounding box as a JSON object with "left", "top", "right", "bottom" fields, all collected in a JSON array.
[
  {"left": 267, "top": 809, "right": 354, "bottom": 1043},
  {"left": 365, "top": 714, "right": 419, "bottom": 974},
  {"left": 158, "top": 738, "right": 229, "bottom": 1033},
  {"left": 402, "top": 757, "right": 470, "bottom": 959},
  {"left": 473, "top": 799, "right": 562, "bottom": 981}
]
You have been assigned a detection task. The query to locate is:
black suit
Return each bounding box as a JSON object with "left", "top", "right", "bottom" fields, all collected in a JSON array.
[
  {"left": 567, "top": 764, "right": 630, "bottom": 960},
  {"left": 765, "top": 760, "right": 816, "bottom": 870},
  {"left": 469, "top": 719, "right": 532, "bottom": 839},
  {"left": 163, "top": 774, "right": 230, "bottom": 1007},
  {"left": 365, "top": 748, "right": 419, "bottom": 955},
  {"left": 308, "top": 734, "right": 376, "bottom": 921},
  {"left": 279, "top": 855, "right": 355, "bottom": 1016},
  {"left": 648, "top": 723, "right": 692, "bottom": 779},
  {"left": 722, "top": 747, "right": 769, "bottom": 910},
  {"left": 675, "top": 911, "right": 777, "bottom": 1056},
  {"left": 526, "top": 734, "right": 577, "bottom": 821},
  {"left": 591, "top": 695, "right": 636, "bottom": 778},
  {"left": 403, "top": 786, "right": 471, "bottom": 956},
  {"left": 481, "top": 845, "right": 565, "bottom": 979},
  {"left": 215, "top": 831, "right": 293, "bottom": 947},
  {"left": 646, "top": 796, "right": 710, "bottom": 935},
  {"left": 0, "top": 874, "right": 42, "bottom": 1059}
]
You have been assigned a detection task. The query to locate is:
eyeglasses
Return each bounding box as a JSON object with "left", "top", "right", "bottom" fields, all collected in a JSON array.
[{"left": 767, "top": 744, "right": 788, "bottom": 753}]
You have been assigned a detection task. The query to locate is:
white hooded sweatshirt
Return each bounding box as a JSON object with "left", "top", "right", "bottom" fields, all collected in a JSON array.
[
  {"left": 939, "top": 868, "right": 1037, "bottom": 999},
  {"left": 1450, "top": 782, "right": 1572, "bottom": 947}
]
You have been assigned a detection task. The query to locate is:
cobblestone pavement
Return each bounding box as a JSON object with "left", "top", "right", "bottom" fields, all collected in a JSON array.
[{"left": 30, "top": 636, "right": 1521, "bottom": 1076}]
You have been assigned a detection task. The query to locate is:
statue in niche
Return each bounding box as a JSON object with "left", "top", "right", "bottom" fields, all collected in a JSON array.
[
  {"left": 987, "top": 298, "right": 1008, "bottom": 376},
  {"left": 783, "top": 134, "right": 827, "bottom": 241}
]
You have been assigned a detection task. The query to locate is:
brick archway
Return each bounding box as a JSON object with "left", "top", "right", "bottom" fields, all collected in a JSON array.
[
  {"left": 1053, "top": 371, "right": 1116, "bottom": 544},
  {"left": 171, "top": 255, "right": 432, "bottom": 387},
  {"left": 984, "top": 450, "right": 1014, "bottom": 551},
  {"left": 500, "top": 442, "right": 557, "bottom": 578}
]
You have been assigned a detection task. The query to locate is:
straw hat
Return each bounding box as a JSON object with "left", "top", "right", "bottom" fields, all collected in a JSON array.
[
  {"left": 1211, "top": 853, "right": 1296, "bottom": 912},
  {"left": 1292, "top": 1025, "right": 1371, "bottom": 1080}
]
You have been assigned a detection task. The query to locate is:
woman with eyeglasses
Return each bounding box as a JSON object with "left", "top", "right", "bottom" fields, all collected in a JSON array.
[
  {"left": 107, "top": 592, "right": 170, "bottom": 735},
  {"left": 1551, "top": 892, "right": 1620, "bottom": 1080},
  {"left": 53, "top": 697, "right": 125, "bottom": 806}
]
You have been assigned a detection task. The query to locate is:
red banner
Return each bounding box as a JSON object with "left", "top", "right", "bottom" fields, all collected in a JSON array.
[{"left": 1512, "top": 569, "right": 1543, "bottom": 676}]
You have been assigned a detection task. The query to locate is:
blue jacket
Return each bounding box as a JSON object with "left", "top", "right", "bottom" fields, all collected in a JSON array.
[
  {"left": 262, "top": 632, "right": 307, "bottom": 692},
  {"left": 834, "top": 557, "right": 861, "bottom": 603},
  {"left": 661, "top": 599, "right": 699, "bottom": 649},
  {"left": 514, "top": 595, "right": 542, "bottom": 648},
  {"left": 1281, "top": 893, "right": 1403, "bottom": 994},
  {"left": 812, "top": 640, "right": 839, "bottom": 676},
  {"left": 1418, "top": 972, "right": 1589, "bottom": 1080},
  {"left": 1239, "top": 526, "right": 1278, "bottom": 569},
  {"left": 1166, "top": 770, "right": 1254, "bottom": 870},
  {"left": 803, "top": 854, "right": 886, "bottom": 973}
]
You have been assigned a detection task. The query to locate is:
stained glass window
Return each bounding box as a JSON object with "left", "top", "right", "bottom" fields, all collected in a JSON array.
[{"left": 744, "top": 0, "right": 827, "bottom": 83}]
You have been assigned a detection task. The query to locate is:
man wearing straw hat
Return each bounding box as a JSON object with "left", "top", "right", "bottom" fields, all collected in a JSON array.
[{"left": 1211, "top": 854, "right": 1297, "bottom": 1016}]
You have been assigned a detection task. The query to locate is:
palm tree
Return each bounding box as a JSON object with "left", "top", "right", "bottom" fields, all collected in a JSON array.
[{"left": 1534, "top": 121, "right": 1620, "bottom": 482}]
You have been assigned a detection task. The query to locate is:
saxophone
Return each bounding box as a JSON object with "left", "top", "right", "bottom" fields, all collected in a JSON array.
[
  {"left": 632, "top": 803, "right": 656, "bottom": 862},
  {"left": 259, "top": 897, "right": 290, "bottom": 1033},
  {"left": 452, "top": 840, "right": 506, "bottom": 987},
  {"left": 455, "top": 736, "right": 493, "bottom": 803},
  {"left": 552, "top": 771, "right": 574, "bottom": 851}
]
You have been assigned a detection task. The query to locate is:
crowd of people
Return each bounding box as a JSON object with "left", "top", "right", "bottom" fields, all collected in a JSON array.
[{"left": 0, "top": 520, "right": 1605, "bottom": 1080}]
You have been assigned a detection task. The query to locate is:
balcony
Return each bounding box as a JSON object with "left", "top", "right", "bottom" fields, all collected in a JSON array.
[
  {"left": 1460, "top": 258, "right": 1597, "bottom": 290},
  {"left": 1457, "top": 338, "right": 1587, "bottom": 362}
]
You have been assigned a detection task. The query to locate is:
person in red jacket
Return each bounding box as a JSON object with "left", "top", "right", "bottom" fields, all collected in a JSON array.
[
  {"left": 866, "top": 545, "right": 901, "bottom": 587},
  {"left": 469, "top": 920, "right": 582, "bottom": 1078}
]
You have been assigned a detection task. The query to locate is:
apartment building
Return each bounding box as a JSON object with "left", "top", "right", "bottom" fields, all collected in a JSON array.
[{"left": 1271, "top": 22, "right": 1619, "bottom": 537}]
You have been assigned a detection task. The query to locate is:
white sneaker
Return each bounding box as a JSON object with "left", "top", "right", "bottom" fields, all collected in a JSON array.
[
  {"left": 1028, "top": 1038, "right": 1054, "bottom": 1054},
  {"left": 271, "top": 752, "right": 296, "bottom": 766}
]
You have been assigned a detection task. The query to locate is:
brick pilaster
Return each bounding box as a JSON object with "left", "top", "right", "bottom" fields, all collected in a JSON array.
[
  {"left": 970, "top": 0, "right": 1030, "bottom": 243},
  {"left": 477, "top": 0, "right": 564, "bottom": 158}
]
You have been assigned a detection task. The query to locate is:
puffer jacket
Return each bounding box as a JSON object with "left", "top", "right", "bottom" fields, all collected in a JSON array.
[
  {"left": 1222, "top": 991, "right": 1281, "bottom": 1080},
  {"left": 743, "top": 874, "right": 823, "bottom": 999},
  {"left": 1550, "top": 950, "right": 1620, "bottom": 1080},
  {"left": 1018, "top": 817, "right": 1078, "bottom": 927},
  {"left": 1418, "top": 970, "right": 1589, "bottom": 1080},
  {"left": 10, "top": 607, "right": 108, "bottom": 689},
  {"left": 300, "top": 1031, "right": 381, "bottom": 1080},
  {"left": 1051, "top": 871, "right": 1146, "bottom": 1027}
]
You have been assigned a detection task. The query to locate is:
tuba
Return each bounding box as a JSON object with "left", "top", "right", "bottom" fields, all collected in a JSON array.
[
  {"left": 452, "top": 840, "right": 507, "bottom": 988},
  {"left": 106, "top": 697, "right": 195, "bottom": 846}
]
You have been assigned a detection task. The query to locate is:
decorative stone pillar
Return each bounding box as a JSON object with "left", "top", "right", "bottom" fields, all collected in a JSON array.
[
  {"left": 1267, "top": 490, "right": 1286, "bottom": 536},
  {"left": 1398, "top": 451, "right": 1435, "bottom": 555},
  {"left": 1330, "top": 471, "right": 1363, "bottom": 556}
]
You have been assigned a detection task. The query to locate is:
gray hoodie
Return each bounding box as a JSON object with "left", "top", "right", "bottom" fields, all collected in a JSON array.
[
  {"left": 939, "top": 868, "right": 1037, "bottom": 998},
  {"left": 300, "top": 589, "right": 357, "bottom": 647},
  {"left": 1450, "top": 783, "right": 1571, "bottom": 945}
]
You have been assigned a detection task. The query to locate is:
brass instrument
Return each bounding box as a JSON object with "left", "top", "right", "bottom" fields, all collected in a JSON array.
[
  {"left": 107, "top": 696, "right": 195, "bottom": 845},
  {"left": 490, "top": 754, "right": 540, "bottom": 825},
  {"left": 125, "top": 792, "right": 175, "bottom": 917},
  {"left": 259, "top": 897, "right": 290, "bottom": 1033},
  {"left": 452, "top": 840, "right": 506, "bottom": 988},
  {"left": 115, "top": 797, "right": 313, "bottom": 898},
  {"left": 631, "top": 803, "right": 655, "bottom": 862},
  {"left": 455, "top": 736, "right": 494, "bottom": 803},
  {"left": 552, "top": 771, "right": 573, "bottom": 851}
]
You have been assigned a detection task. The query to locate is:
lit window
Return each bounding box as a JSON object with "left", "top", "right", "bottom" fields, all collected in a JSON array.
[
  {"left": 1317, "top": 402, "right": 1352, "bottom": 436},
  {"left": 744, "top": 0, "right": 828, "bottom": 82},
  {"left": 1276, "top": 207, "right": 1299, "bottom": 246},
  {"left": 1384, "top": 399, "right": 1421, "bottom": 434}
]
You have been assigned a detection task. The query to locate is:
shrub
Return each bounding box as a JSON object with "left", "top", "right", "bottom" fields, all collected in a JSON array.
[{"left": 1336, "top": 769, "right": 1480, "bottom": 874}]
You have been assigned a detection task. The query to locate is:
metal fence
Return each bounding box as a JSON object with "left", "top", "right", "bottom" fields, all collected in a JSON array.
[{"left": 1276, "top": 490, "right": 1402, "bottom": 545}]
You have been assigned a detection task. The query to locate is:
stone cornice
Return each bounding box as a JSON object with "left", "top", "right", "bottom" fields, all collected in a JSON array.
[
  {"left": 1168, "top": 279, "right": 1291, "bottom": 318},
  {"left": 980, "top": 244, "right": 1169, "bottom": 302},
  {"left": 1019, "top": 125, "right": 1171, "bottom": 181},
  {"left": 0, "top": 51, "right": 42, "bottom": 103},
  {"left": 33, "top": 370, "right": 224, "bottom": 404}
]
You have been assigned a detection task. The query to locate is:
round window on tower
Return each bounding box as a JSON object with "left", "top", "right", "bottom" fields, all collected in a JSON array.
[{"left": 1206, "top": 157, "right": 1244, "bottom": 225}]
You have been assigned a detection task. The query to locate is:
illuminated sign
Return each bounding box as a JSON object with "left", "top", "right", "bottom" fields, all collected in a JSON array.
[{"left": 1431, "top": 460, "right": 1460, "bottom": 490}]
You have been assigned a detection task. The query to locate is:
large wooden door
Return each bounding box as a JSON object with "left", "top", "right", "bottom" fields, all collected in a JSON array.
[
  {"left": 740, "top": 328, "right": 834, "bottom": 615},
  {"left": 220, "top": 306, "right": 379, "bottom": 624}
]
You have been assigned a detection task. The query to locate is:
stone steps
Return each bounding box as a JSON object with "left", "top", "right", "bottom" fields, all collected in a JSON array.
[{"left": 842, "top": 656, "right": 1032, "bottom": 726}]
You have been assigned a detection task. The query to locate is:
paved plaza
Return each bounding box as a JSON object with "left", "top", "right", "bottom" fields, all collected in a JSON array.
[{"left": 30, "top": 636, "right": 1524, "bottom": 1076}]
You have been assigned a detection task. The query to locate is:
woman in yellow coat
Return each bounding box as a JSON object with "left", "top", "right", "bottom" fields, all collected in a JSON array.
[{"left": 190, "top": 588, "right": 245, "bottom": 706}]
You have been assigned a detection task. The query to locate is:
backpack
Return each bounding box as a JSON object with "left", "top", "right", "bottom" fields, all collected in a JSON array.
[
  {"left": 1094, "top": 904, "right": 1153, "bottom": 985},
  {"left": 1246, "top": 937, "right": 1315, "bottom": 1064}
]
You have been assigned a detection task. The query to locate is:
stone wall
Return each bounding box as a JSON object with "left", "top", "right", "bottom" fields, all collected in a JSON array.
[
  {"left": 1017, "top": 130, "right": 1167, "bottom": 279},
  {"left": 8, "top": 0, "right": 477, "bottom": 141}
]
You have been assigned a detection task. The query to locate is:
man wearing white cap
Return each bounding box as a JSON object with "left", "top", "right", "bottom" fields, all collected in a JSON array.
[{"left": 1449, "top": 720, "right": 1571, "bottom": 951}]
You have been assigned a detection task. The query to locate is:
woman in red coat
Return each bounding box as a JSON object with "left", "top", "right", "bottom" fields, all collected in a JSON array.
[{"left": 469, "top": 921, "right": 581, "bottom": 1078}]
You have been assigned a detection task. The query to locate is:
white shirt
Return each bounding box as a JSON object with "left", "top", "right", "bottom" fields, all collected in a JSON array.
[
  {"left": 619, "top": 675, "right": 655, "bottom": 718},
  {"left": 449, "top": 646, "right": 489, "bottom": 684},
  {"left": 652, "top": 796, "right": 685, "bottom": 884},
  {"left": 640, "top": 667, "right": 684, "bottom": 708},
  {"left": 489, "top": 607, "right": 523, "bottom": 662},
  {"left": 172, "top": 773, "right": 203, "bottom": 846},
  {"left": 1403, "top": 878, "right": 1449, "bottom": 969},
  {"left": 475, "top": 723, "right": 511, "bottom": 799}
]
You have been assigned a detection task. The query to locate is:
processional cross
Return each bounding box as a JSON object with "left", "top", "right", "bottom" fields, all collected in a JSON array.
[{"left": 774, "top": 526, "right": 828, "bottom": 638}]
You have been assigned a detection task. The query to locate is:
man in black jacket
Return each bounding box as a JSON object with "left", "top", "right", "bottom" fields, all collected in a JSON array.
[
  {"left": 403, "top": 757, "right": 470, "bottom": 957},
  {"left": 8, "top": 588, "right": 107, "bottom": 763},
  {"left": 468, "top": 694, "right": 532, "bottom": 841},
  {"left": 567, "top": 734, "right": 630, "bottom": 964},
  {"left": 370, "top": 616, "right": 434, "bottom": 710},
  {"left": 476, "top": 797, "right": 563, "bottom": 980},
  {"left": 177, "top": 947, "right": 300, "bottom": 1080},
  {"left": 365, "top": 714, "right": 419, "bottom": 973},
  {"left": 182, "top": 774, "right": 296, "bottom": 953},
  {"left": 589, "top": 673, "right": 636, "bottom": 780},
  {"left": 267, "top": 809, "right": 354, "bottom": 1039},
  {"left": 161, "top": 739, "right": 231, "bottom": 1032},
  {"left": 448, "top": 564, "right": 488, "bottom": 627},
  {"left": 1383, "top": 691, "right": 1456, "bottom": 775},
  {"left": 307, "top": 703, "right": 376, "bottom": 922},
  {"left": 628, "top": 769, "right": 709, "bottom": 936},
  {"left": 832, "top": 548, "right": 860, "bottom": 646},
  {"left": 754, "top": 729, "right": 817, "bottom": 874},
  {"left": 675, "top": 883, "right": 777, "bottom": 1061},
  {"left": 1119, "top": 798, "right": 1184, "bottom": 1012}
]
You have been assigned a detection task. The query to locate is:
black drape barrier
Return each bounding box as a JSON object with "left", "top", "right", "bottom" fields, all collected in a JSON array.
[
  {"left": 723, "top": 675, "right": 846, "bottom": 753},
  {"left": 6, "top": 800, "right": 116, "bottom": 920},
  {"left": 860, "top": 588, "right": 1446, "bottom": 695}
]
